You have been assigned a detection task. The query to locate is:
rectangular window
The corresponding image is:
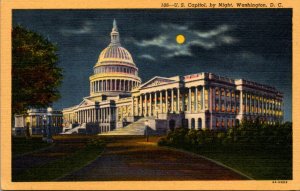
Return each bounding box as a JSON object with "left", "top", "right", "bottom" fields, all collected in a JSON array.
[
  {"left": 221, "top": 90, "right": 225, "bottom": 96},
  {"left": 226, "top": 91, "right": 230, "bottom": 97}
]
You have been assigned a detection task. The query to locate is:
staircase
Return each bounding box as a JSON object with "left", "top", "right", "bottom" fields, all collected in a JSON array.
[
  {"left": 61, "top": 123, "right": 86, "bottom": 134},
  {"left": 100, "top": 118, "right": 153, "bottom": 136}
]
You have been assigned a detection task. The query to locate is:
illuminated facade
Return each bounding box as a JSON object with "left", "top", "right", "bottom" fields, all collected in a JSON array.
[
  {"left": 62, "top": 20, "right": 284, "bottom": 134},
  {"left": 14, "top": 108, "right": 63, "bottom": 135}
]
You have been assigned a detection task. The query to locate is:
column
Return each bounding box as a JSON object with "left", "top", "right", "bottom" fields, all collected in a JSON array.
[
  {"left": 160, "top": 91, "right": 163, "bottom": 113},
  {"left": 94, "top": 109, "right": 96, "bottom": 122},
  {"left": 140, "top": 95, "right": 143, "bottom": 116},
  {"left": 90, "top": 82, "right": 92, "bottom": 93},
  {"left": 91, "top": 109, "right": 93, "bottom": 122},
  {"left": 249, "top": 93, "right": 252, "bottom": 114},
  {"left": 240, "top": 91, "right": 243, "bottom": 114},
  {"left": 154, "top": 92, "right": 157, "bottom": 115},
  {"left": 209, "top": 87, "right": 212, "bottom": 112},
  {"left": 108, "top": 108, "right": 111, "bottom": 122},
  {"left": 149, "top": 93, "right": 152, "bottom": 116},
  {"left": 86, "top": 110, "right": 88, "bottom": 122},
  {"left": 145, "top": 94, "right": 148, "bottom": 116},
  {"left": 103, "top": 80, "right": 105, "bottom": 91},
  {"left": 195, "top": 87, "right": 198, "bottom": 112},
  {"left": 131, "top": 97, "right": 134, "bottom": 116},
  {"left": 106, "top": 108, "right": 109, "bottom": 122},
  {"left": 171, "top": 89, "right": 174, "bottom": 112},
  {"left": 78, "top": 111, "right": 80, "bottom": 123},
  {"left": 188, "top": 88, "right": 192, "bottom": 112},
  {"left": 98, "top": 108, "right": 100, "bottom": 122},
  {"left": 82, "top": 110, "right": 84, "bottom": 123},
  {"left": 182, "top": 89, "right": 185, "bottom": 111},
  {"left": 177, "top": 88, "right": 180, "bottom": 112},
  {"left": 165, "top": 90, "right": 168, "bottom": 113},
  {"left": 103, "top": 108, "right": 106, "bottom": 122},
  {"left": 202, "top": 86, "right": 205, "bottom": 111},
  {"left": 99, "top": 80, "right": 101, "bottom": 91}
]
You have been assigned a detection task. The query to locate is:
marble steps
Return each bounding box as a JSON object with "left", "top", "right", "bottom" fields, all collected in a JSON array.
[{"left": 100, "top": 119, "right": 148, "bottom": 136}]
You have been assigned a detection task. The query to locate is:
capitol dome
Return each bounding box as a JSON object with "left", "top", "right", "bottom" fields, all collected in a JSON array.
[
  {"left": 89, "top": 19, "right": 141, "bottom": 98},
  {"left": 98, "top": 46, "right": 134, "bottom": 65}
]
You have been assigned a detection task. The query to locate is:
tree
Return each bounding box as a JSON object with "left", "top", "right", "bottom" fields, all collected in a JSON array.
[{"left": 12, "top": 25, "right": 63, "bottom": 114}]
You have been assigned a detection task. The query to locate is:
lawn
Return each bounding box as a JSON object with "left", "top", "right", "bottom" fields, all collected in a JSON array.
[
  {"left": 12, "top": 136, "right": 53, "bottom": 156},
  {"left": 183, "top": 144, "right": 292, "bottom": 180},
  {"left": 12, "top": 136, "right": 105, "bottom": 181}
]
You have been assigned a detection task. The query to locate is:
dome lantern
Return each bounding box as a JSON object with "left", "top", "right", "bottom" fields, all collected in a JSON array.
[{"left": 110, "top": 19, "right": 120, "bottom": 46}]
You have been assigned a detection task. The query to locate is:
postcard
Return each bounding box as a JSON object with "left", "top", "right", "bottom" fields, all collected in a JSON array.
[{"left": 1, "top": 0, "right": 299, "bottom": 190}]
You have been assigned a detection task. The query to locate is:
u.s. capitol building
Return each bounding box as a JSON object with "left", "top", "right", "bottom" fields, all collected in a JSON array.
[{"left": 62, "top": 20, "right": 284, "bottom": 135}]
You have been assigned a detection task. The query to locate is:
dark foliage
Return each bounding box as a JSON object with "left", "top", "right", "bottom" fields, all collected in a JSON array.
[
  {"left": 12, "top": 25, "right": 63, "bottom": 114},
  {"left": 159, "top": 120, "right": 292, "bottom": 150}
]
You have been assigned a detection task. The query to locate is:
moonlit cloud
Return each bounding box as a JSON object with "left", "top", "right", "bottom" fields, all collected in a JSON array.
[
  {"left": 194, "top": 25, "right": 231, "bottom": 38},
  {"left": 128, "top": 23, "right": 238, "bottom": 58},
  {"left": 60, "top": 21, "right": 93, "bottom": 36},
  {"left": 132, "top": 35, "right": 168, "bottom": 48},
  {"left": 139, "top": 54, "right": 156, "bottom": 61}
]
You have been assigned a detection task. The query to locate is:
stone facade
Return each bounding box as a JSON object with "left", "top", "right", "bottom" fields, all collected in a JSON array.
[{"left": 14, "top": 108, "right": 63, "bottom": 135}]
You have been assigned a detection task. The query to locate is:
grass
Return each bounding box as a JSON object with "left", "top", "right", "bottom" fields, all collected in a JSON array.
[
  {"left": 179, "top": 144, "right": 292, "bottom": 180},
  {"left": 12, "top": 136, "right": 53, "bottom": 156},
  {"left": 13, "top": 138, "right": 105, "bottom": 181}
]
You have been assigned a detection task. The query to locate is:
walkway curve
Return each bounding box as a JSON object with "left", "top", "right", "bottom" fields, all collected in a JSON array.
[{"left": 60, "top": 136, "right": 248, "bottom": 181}]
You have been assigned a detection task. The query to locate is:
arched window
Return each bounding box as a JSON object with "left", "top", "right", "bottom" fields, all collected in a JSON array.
[
  {"left": 191, "top": 118, "right": 195, "bottom": 129},
  {"left": 198, "top": 118, "right": 202, "bottom": 129}
]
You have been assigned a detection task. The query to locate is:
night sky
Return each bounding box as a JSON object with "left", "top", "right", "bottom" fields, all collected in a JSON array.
[{"left": 13, "top": 9, "right": 292, "bottom": 121}]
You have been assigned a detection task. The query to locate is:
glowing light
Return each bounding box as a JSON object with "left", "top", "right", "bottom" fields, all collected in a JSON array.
[{"left": 176, "top": 34, "right": 185, "bottom": 44}]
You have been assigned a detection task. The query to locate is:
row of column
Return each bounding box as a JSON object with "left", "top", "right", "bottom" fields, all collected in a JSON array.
[
  {"left": 241, "top": 91, "right": 283, "bottom": 116},
  {"left": 213, "top": 88, "right": 240, "bottom": 113},
  {"left": 75, "top": 107, "right": 116, "bottom": 123},
  {"left": 91, "top": 79, "right": 139, "bottom": 93},
  {"left": 94, "top": 66, "right": 137, "bottom": 76},
  {"left": 132, "top": 86, "right": 207, "bottom": 117},
  {"left": 28, "top": 115, "right": 63, "bottom": 127}
]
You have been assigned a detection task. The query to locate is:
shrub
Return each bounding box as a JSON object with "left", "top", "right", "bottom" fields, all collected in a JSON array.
[
  {"left": 157, "top": 137, "right": 169, "bottom": 146},
  {"left": 87, "top": 139, "right": 106, "bottom": 149}
]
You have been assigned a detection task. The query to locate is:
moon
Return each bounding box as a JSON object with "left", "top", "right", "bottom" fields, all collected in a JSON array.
[{"left": 176, "top": 34, "right": 185, "bottom": 44}]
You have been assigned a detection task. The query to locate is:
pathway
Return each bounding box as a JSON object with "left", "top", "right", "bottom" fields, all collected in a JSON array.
[{"left": 60, "top": 136, "right": 248, "bottom": 180}]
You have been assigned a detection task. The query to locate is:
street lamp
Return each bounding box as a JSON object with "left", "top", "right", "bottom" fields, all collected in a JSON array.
[
  {"left": 42, "top": 115, "right": 47, "bottom": 141},
  {"left": 47, "top": 107, "right": 53, "bottom": 143},
  {"left": 144, "top": 120, "right": 149, "bottom": 142},
  {"left": 25, "top": 111, "right": 31, "bottom": 138}
]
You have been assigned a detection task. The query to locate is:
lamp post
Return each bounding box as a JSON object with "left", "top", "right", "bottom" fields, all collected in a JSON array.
[
  {"left": 25, "top": 111, "right": 31, "bottom": 139},
  {"left": 144, "top": 120, "right": 149, "bottom": 142},
  {"left": 42, "top": 114, "right": 47, "bottom": 141},
  {"left": 47, "top": 107, "right": 53, "bottom": 143}
]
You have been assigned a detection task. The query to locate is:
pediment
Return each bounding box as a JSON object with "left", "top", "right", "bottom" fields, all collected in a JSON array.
[
  {"left": 140, "top": 76, "right": 175, "bottom": 89},
  {"left": 77, "top": 98, "right": 95, "bottom": 108}
]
